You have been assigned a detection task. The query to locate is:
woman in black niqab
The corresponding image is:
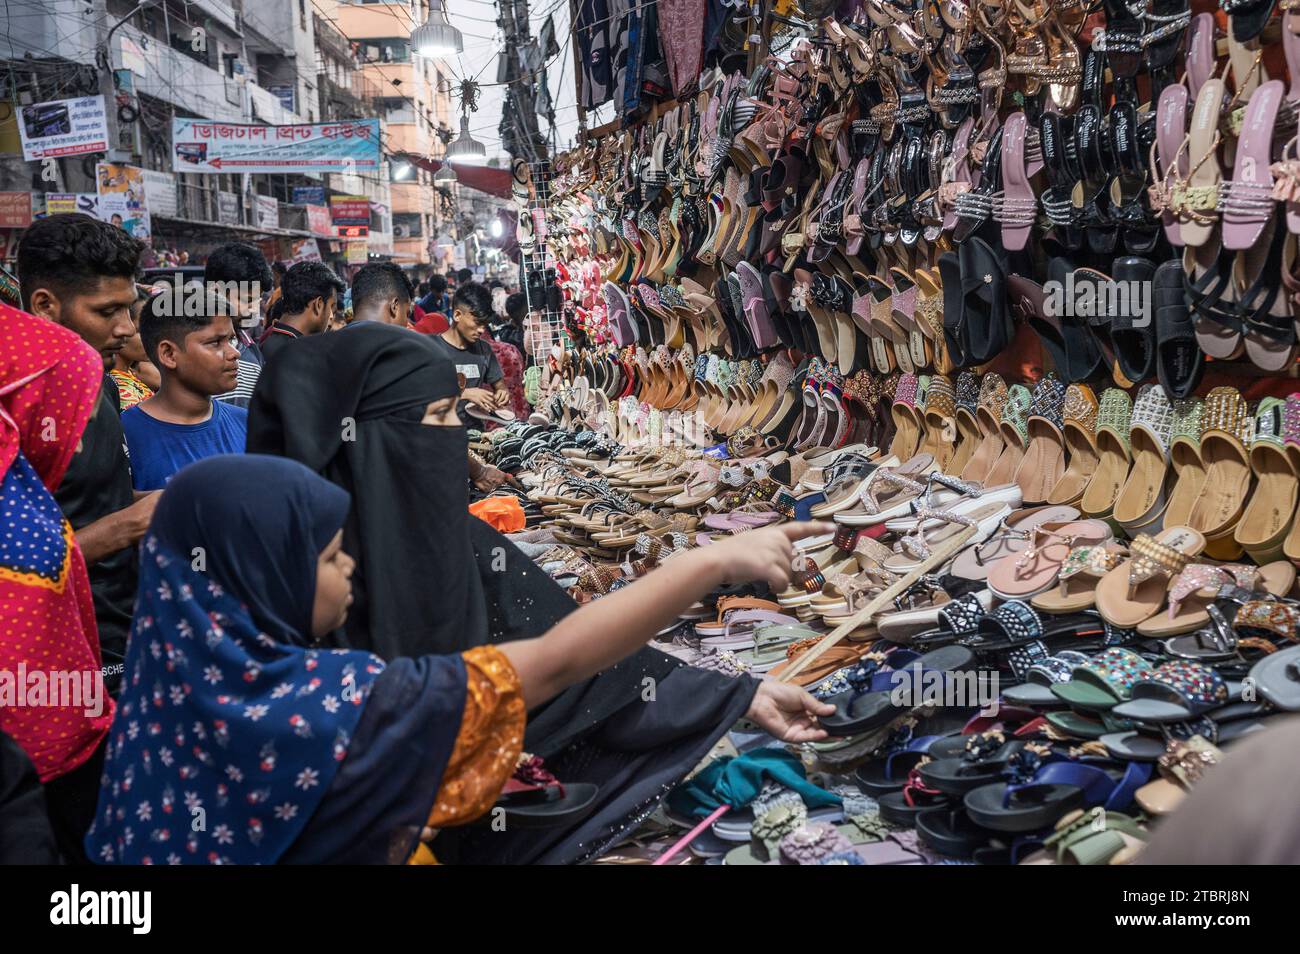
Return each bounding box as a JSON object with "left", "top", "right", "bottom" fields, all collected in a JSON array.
[{"left": 249, "top": 322, "right": 757, "bottom": 863}]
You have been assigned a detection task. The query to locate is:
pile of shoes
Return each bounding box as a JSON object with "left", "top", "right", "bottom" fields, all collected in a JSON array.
[{"left": 491, "top": 0, "right": 1300, "bottom": 864}]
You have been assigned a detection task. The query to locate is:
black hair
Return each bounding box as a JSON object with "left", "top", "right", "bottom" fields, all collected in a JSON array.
[
  {"left": 271, "top": 261, "right": 288, "bottom": 277},
  {"left": 488, "top": 279, "right": 504, "bottom": 290},
  {"left": 456, "top": 267, "right": 474, "bottom": 285},
  {"left": 452, "top": 281, "right": 493, "bottom": 321},
  {"left": 351, "top": 262, "right": 412, "bottom": 313},
  {"left": 427, "top": 273, "right": 447, "bottom": 295},
  {"left": 279, "top": 261, "right": 346, "bottom": 314},
  {"left": 417, "top": 280, "right": 430, "bottom": 297},
  {"left": 17, "top": 213, "right": 142, "bottom": 310},
  {"left": 504, "top": 292, "right": 527, "bottom": 323},
  {"left": 203, "top": 242, "right": 273, "bottom": 288},
  {"left": 138, "top": 293, "right": 233, "bottom": 367}
]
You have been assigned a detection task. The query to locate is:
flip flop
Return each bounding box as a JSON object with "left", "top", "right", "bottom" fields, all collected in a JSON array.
[
  {"left": 1138, "top": 560, "right": 1296, "bottom": 637},
  {"left": 950, "top": 505, "right": 1081, "bottom": 582},
  {"left": 986, "top": 520, "right": 1113, "bottom": 600},
  {"left": 1094, "top": 526, "right": 1207, "bottom": 628},
  {"left": 1030, "top": 542, "right": 1127, "bottom": 614}
]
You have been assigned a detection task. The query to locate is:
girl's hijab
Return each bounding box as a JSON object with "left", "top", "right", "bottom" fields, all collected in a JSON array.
[
  {"left": 247, "top": 322, "right": 488, "bottom": 659},
  {"left": 0, "top": 303, "right": 111, "bottom": 782},
  {"left": 86, "top": 455, "right": 386, "bottom": 864}
]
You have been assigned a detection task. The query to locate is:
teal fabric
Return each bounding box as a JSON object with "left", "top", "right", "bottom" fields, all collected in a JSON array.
[{"left": 667, "top": 747, "right": 841, "bottom": 819}]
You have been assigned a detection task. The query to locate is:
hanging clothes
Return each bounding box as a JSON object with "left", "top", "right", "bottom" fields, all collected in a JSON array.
[{"left": 658, "top": 0, "right": 707, "bottom": 95}]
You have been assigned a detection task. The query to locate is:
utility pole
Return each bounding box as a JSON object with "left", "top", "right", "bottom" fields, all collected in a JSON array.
[
  {"left": 498, "top": 0, "right": 547, "bottom": 163},
  {"left": 93, "top": 0, "right": 130, "bottom": 165}
]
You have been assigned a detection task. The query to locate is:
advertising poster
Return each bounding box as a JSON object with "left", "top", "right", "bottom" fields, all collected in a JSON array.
[
  {"left": 96, "top": 163, "right": 152, "bottom": 240},
  {"left": 18, "top": 96, "right": 109, "bottom": 160}
]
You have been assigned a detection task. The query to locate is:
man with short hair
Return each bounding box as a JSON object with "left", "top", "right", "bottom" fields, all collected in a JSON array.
[
  {"left": 350, "top": 262, "right": 413, "bottom": 326},
  {"left": 121, "top": 298, "right": 247, "bottom": 490},
  {"left": 427, "top": 281, "right": 507, "bottom": 419},
  {"left": 258, "top": 261, "right": 345, "bottom": 362},
  {"left": 203, "top": 242, "right": 270, "bottom": 407},
  {"left": 17, "top": 214, "right": 158, "bottom": 698}
]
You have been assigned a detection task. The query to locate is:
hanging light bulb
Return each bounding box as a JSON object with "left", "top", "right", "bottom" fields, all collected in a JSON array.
[
  {"left": 434, "top": 162, "right": 458, "bottom": 185},
  {"left": 410, "top": 0, "right": 463, "bottom": 57},
  {"left": 445, "top": 113, "right": 487, "bottom": 165}
]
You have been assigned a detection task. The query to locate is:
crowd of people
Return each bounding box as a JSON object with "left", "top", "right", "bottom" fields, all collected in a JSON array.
[{"left": 0, "top": 212, "right": 830, "bottom": 865}]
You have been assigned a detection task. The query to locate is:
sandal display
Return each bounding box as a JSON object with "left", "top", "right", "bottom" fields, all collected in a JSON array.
[{"left": 458, "top": 2, "right": 1300, "bottom": 870}]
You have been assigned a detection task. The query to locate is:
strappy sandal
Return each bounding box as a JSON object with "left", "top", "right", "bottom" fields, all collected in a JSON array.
[
  {"left": 834, "top": 454, "right": 937, "bottom": 526},
  {"left": 986, "top": 520, "right": 1114, "bottom": 600}
]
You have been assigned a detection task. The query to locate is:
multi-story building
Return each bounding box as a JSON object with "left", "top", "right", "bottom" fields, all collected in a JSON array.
[
  {"left": 320, "top": 0, "right": 455, "bottom": 270},
  {"left": 0, "top": 0, "right": 394, "bottom": 269}
]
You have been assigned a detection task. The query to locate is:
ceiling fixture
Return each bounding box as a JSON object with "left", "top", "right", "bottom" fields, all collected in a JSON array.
[
  {"left": 445, "top": 113, "right": 487, "bottom": 165},
  {"left": 410, "top": 0, "right": 463, "bottom": 57}
]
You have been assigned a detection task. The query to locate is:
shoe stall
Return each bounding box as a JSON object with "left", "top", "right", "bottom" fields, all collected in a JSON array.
[{"left": 475, "top": 0, "right": 1300, "bottom": 865}]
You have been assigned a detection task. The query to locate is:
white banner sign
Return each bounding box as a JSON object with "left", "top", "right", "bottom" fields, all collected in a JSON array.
[{"left": 18, "top": 96, "right": 110, "bottom": 161}]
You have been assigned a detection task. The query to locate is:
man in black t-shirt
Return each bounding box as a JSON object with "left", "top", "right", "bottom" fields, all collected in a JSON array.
[
  {"left": 258, "top": 261, "right": 345, "bottom": 363},
  {"left": 427, "top": 281, "right": 507, "bottom": 420},
  {"left": 18, "top": 215, "right": 159, "bottom": 698}
]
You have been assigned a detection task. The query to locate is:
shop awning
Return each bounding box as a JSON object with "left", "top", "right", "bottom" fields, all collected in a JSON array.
[{"left": 395, "top": 154, "right": 514, "bottom": 200}]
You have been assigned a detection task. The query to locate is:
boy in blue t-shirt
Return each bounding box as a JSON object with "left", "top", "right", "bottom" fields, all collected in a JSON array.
[{"left": 121, "top": 297, "right": 247, "bottom": 490}]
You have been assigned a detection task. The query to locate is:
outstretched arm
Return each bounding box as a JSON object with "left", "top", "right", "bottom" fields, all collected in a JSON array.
[{"left": 498, "top": 523, "right": 833, "bottom": 709}]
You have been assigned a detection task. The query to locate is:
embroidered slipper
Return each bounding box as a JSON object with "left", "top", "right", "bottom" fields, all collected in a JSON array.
[
  {"left": 1014, "top": 373, "right": 1068, "bottom": 506},
  {"left": 1236, "top": 399, "right": 1300, "bottom": 563},
  {"left": 983, "top": 384, "right": 1031, "bottom": 489},
  {"left": 961, "top": 372, "right": 1009, "bottom": 484},
  {"left": 1047, "top": 384, "right": 1100, "bottom": 506},
  {"left": 1161, "top": 398, "right": 1207, "bottom": 529},
  {"left": 1080, "top": 388, "right": 1133, "bottom": 522},
  {"left": 1113, "top": 384, "right": 1174, "bottom": 537},
  {"left": 1186, "top": 387, "right": 1254, "bottom": 559}
]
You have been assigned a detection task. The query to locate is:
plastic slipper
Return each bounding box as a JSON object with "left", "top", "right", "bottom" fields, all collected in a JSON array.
[{"left": 964, "top": 759, "right": 1152, "bottom": 833}]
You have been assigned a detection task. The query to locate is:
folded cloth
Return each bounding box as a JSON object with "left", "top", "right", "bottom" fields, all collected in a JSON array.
[
  {"left": 470, "top": 496, "right": 526, "bottom": 533},
  {"left": 667, "top": 748, "right": 841, "bottom": 819}
]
